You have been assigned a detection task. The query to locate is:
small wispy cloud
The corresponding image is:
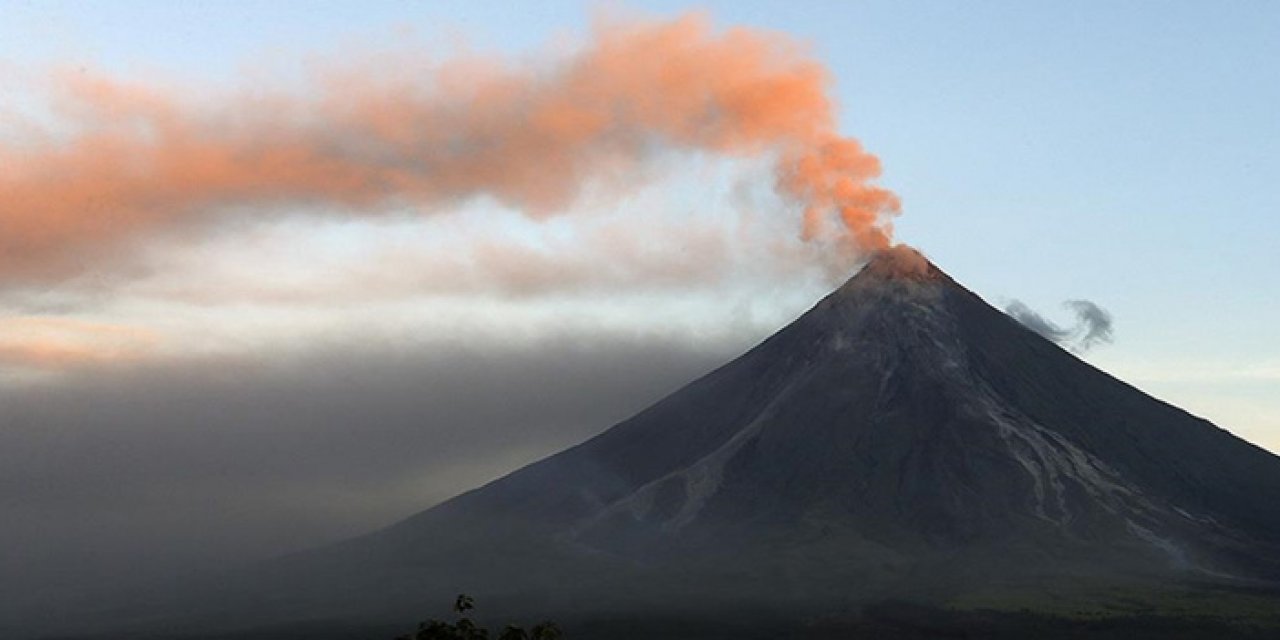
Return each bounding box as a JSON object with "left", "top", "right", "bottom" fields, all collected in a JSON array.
[{"left": 1005, "top": 299, "right": 1113, "bottom": 353}]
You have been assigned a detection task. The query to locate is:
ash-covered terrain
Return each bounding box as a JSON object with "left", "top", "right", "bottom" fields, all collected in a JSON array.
[{"left": 35, "top": 248, "right": 1280, "bottom": 639}]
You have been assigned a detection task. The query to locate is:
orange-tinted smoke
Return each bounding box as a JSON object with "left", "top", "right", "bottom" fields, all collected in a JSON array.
[
  {"left": 0, "top": 13, "right": 899, "bottom": 286},
  {"left": 0, "top": 317, "right": 159, "bottom": 370}
]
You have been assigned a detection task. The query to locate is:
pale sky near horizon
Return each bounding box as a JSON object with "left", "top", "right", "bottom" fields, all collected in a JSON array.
[{"left": 1, "top": 3, "right": 1276, "bottom": 448}]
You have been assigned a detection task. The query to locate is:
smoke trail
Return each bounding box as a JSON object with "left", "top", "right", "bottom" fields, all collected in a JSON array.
[
  {"left": 1063, "top": 299, "right": 1113, "bottom": 350},
  {"left": 1005, "top": 299, "right": 1114, "bottom": 353},
  {"left": 0, "top": 13, "right": 899, "bottom": 288},
  {"left": 1004, "top": 301, "right": 1073, "bottom": 344}
]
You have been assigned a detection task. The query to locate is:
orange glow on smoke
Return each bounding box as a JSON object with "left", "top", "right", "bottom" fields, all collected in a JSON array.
[
  {"left": 0, "top": 13, "right": 899, "bottom": 285},
  {"left": 0, "top": 317, "right": 159, "bottom": 370}
]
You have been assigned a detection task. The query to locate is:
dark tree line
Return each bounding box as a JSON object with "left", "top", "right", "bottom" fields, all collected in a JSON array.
[{"left": 395, "top": 594, "right": 563, "bottom": 640}]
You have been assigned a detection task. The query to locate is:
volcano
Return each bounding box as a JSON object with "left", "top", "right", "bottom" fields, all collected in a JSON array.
[{"left": 101, "top": 248, "right": 1280, "bottom": 637}]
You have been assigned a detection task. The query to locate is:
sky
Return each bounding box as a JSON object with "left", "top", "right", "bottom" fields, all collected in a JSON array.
[{"left": 1, "top": 0, "right": 1277, "bottom": 615}]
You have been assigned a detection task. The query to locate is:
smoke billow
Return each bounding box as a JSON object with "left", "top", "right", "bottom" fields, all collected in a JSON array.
[
  {"left": 1063, "top": 299, "right": 1113, "bottom": 350},
  {"left": 1005, "top": 299, "right": 1114, "bottom": 353},
  {"left": 1005, "top": 301, "right": 1073, "bottom": 343},
  {"left": 0, "top": 13, "right": 899, "bottom": 288},
  {"left": 0, "top": 333, "right": 740, "bottom": 626}
]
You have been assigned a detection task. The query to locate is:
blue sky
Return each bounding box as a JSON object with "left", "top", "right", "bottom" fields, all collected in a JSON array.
[{"left": 1, "top": 1, "right": 1277, "bottom": 450}]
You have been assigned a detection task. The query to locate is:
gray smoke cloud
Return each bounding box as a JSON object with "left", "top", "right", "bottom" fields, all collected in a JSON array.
[
  {"left": 1004, "top": 301, "right": 1073, "bottom": 343},
  {"left": 1005, "top": 299, "right": 1114, "bottom": 353},
  {"left": 0, "top": 331, "right": 746, "bottom": 630},
  {"left": 1063, "top": 299, "right": 1114, "bottom": 350}
]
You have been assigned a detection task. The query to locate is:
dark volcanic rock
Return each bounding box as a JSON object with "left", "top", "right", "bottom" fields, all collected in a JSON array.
[
  {"left": 367, "top": 248, "right": 1280, "bottom": 581},
  {"left": 64, "top": 247, "right": 1280, "bottom": 636}
]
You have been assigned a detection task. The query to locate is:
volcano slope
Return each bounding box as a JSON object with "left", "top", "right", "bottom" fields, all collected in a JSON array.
[{"left": 72, "top": 247, "right": 1280, "bottom": 638}]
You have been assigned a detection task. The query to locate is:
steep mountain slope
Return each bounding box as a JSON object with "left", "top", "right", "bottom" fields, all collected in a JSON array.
[
  {"left": 67, "top": 247, "right": 1280, "bottom": 637},
  {"left": 246, "top": 247, "right": 1280, "bottom": 621}
]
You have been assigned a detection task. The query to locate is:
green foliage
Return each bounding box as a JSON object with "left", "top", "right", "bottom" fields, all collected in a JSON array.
[{"left": 395, "top": 595, "right": 562, "bottom": 640}]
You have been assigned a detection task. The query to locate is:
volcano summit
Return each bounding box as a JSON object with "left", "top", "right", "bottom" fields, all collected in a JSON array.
[
  {"left": 348, "top": 247, "right": 1280, "bottom": 583},
  {"left": 63, "top": 247, "right": 1280, "bottom": 638}
]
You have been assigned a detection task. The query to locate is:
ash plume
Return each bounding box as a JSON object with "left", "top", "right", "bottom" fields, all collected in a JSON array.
[
  {"left": 1005, "top": 299, "right": 1114, "bottom": 353},
  {"left": 0, "top": 13, "right": 899, "bottom": 289}
]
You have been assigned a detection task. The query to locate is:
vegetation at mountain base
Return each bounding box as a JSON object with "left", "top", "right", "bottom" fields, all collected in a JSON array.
[{"left": 394, "top": 595, "right": 562, "bottom": 640}]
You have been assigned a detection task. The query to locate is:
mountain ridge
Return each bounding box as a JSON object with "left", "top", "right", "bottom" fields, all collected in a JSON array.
[
  {"left": 53, "top": 247, "right": 1280, "bottom": 638},
  {"left": 286, "top": 247, "right": 1280, "bottom": 614},
  {"left": 367, "top": 246, "right": 1280, "bottom": 573}
]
